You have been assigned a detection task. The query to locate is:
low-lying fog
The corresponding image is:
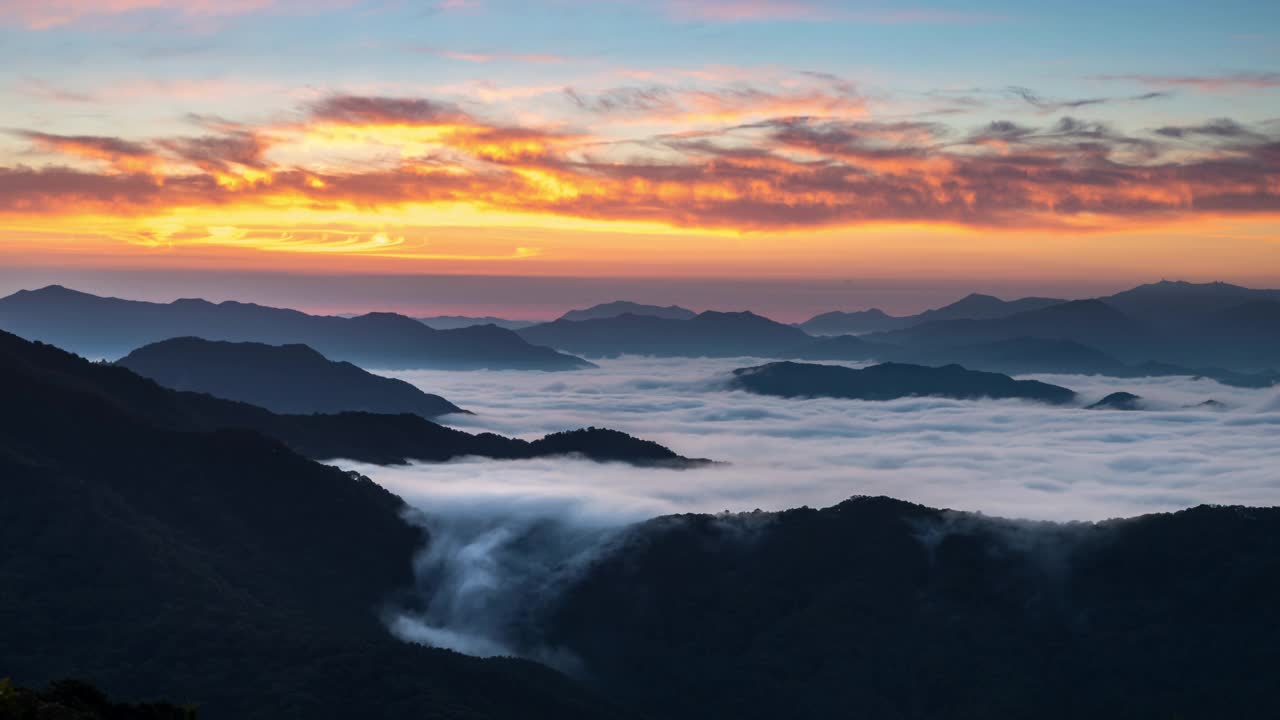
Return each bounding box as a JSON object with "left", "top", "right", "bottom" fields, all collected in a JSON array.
[
  {"left": 339, "top": 357, "right": 1280, "bottom": 658},
  {"left": 352, "top": 356, "right": 1280, "bottom": 522}
]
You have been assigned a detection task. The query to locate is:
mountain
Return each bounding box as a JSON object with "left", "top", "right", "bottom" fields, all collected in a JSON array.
[
  {"left": 1087, "top": 391, "right": 1143, "bottom": 410},
  {"left": 0, "top": 286, "right": 590, "bottom": 371},
  {"left": 118, "top": 338, "right": 466, "bottom": 418},
  {"left": 519, "top": 311, "right": 811, "bottom": 358},
  {"left": 0, "top": 334, "right": 630, "bottom": 719},
  {"left": 418, "top": 315, "right": 540, "bottom": 330},
  {"left": 798, "top": 308, "right": 909, "bottom": 335},
  {"left": 0, "top": 331, "right": 705, "bottom": 468},
  {"left": 1198, "top": 299, "right": 1280, "bottom": 337},
  {"left": 870, "top": 300, "right": 1148, "bottom": 349},
  {"left": 797, "top": 282, "right": 1280, "bottom": 373},
  {"left": 915, "top": 293, "right": 1066, "bottom": 323},
  {"left": 559, "top": 301, "right": 696, "bottom": 322},
  {"left": 538, "top": 496, "right": 1280, "bottom": 720},
  {"left": 798, "top": 294, "right": 1064, "bottom": 335},
  {"left": 782, "top": 336, "right": 1278, "bottom": 388},
  {"left": 729, "top": 361, "right": 1076, "bottom": 404},
  {"left": 1101, "top": 280, "right": 1280, "bottom": 327}
]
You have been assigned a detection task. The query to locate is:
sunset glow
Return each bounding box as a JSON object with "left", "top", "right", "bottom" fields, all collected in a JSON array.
[{"left": 2, "top": 0, "right": 1278, "bottom": 299}]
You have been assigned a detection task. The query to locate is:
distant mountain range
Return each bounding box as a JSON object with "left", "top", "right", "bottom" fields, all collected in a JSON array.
[
  {"left": 414, "top": 301, "right": 697, "bottom": 330},
  {"left": 118, "top": 337, "right": 466, "bottom": 418},
  {"left": 0, "top": 331, "right": 635, "bottom": 719},
  {"left": 799, "top": 281, "right": 1280, "bottom": 335},
  {"left": 417, "top": 315, "right": 540, "bottom": 331},
  {"left": 518, "top": 311, "right": 810, "bottom": 358},
  {"left": 0, "top": 286, "right": 590, "bottom": 371},
  {"left": 509, "top": 281, "right": 1279, "bottom": 381},
  {"left": 730, "top": 361, "right": 1077, "bottom": 404},
  {"left": 0, "top": 330, "right": 705, "bottom": 468},
  {"left": 799, "top": 293, "right": 1065, "bottom": 335},
  {"left": 784, "top": 332, "right": 1279, "bottom": 389},
  {"left": 3, "top": 281, "right": 1277, "bottom": 381},
  {"left": 536, "top": 496, "right": 1280, "bottom": 719},
  {"left": 559, "top": 301, "right": 696, "bottom": 322}
]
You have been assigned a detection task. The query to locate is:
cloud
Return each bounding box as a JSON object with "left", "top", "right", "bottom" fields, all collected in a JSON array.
[
  {"left": 366, "top": 356, "right": 1280, "bottom": 521},
  {"left": 344, "top": 355, "right": 1280, "bottom": 659},
  {"left": 11, "top": 131, "right": 161, "bottom": 173},
  {"left": 0, "top": 0, "right": 352, "bottom": 30},
  {"left": 659, "top": 0, "right": 1002, "bottom": 24},
  {"left": 3, "top": 93, "right": 1279, "bottom": 240},
  {"left": 1006, "top": 86, "right": 1169, "bottom": 114},
  {"left": 1096, "top": 72, "right": 1280, "bottom": 92},
  {"left": 563, "top": 72, "right": 866, "bottom": 124},
  {"left": 307, "top": 95, "right": 474, "bottom": 126}
]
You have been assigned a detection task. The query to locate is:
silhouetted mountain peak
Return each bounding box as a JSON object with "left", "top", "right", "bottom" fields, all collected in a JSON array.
[
  {"left": 953, "top": 292, "right": 1002, "bottom": 305},
  {"left": 7, "top": 284, "right": 103, "bottom": 303},
  {"left": 560, "top": 301, "right": 696, "bottom": 322},
  {"left": 694, "top": 310, "right": 774, "bottom": 324},
  {"left": 1087, "top": 391, "right": 1143, "bottom": 410}
]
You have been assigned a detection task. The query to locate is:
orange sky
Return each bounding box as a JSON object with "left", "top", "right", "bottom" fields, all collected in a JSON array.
[{"left": 3, "top": 2, "right": 1279, "bottom": 292}]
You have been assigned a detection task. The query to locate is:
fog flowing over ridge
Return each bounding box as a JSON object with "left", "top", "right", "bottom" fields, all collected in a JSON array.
[{"left": 339, "top": 356, "right": 1280, "bottom": 659}]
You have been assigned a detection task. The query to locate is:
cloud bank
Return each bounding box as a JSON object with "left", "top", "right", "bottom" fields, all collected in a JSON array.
[
  {"left": 4, "top": 90, "right": 1279, "bottom": 244},
  {"left": 346, "top": 357, "right": 1280, "bottom": 658}
]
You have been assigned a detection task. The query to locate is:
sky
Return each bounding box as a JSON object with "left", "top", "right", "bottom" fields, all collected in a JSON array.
[{"left": 1, "top": 0, "right": 1278, "bottom": 314}]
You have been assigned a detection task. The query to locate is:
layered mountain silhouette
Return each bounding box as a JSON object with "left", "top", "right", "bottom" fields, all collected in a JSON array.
[
  {"left": 799, "top": 293, "right": 1065, "bottom": 335},
  {"left": 799, "top": 281, "right": 1280, "bottom": 374},
  {"left": 518, "top": 311, "right": 810, "bottom": 358},
  {"left": 1102, "top": 279, "right": 1280, "bottom": 327},
  {"left": 558, "top": 301, "right": 696, "bottom": 322},
  {"left": 500, "top": 282, "right": 1280, "bottom": 378},
  {"left": 0, "top": 286, "right": 590, "bottom": 371},
  {"left": 536, "top": 496, "right": 1280, "bottom": 719},
  {"left": 799, "top": 307, "right": 907, "bottom": 335},
  {"left": 730, "top": 361, "right": 1077, "bottom": 404},
  {"left": 118, "top": 337, "right": 466, "bottom": 418},
  {"left": 417, "top": 315, "right": 539, "bottom": 330},
  {"left": 871, "top": 299, "right": 1148, "bottom": 347},
  {"left": 0, "top": 331, "right": 704, "bottom": 467},
  {"left": 0, "top": 333, "right": 634, "bottom": 719},
  {"left": 783, "top": 335, "right": 1278, "bottom": 388}
]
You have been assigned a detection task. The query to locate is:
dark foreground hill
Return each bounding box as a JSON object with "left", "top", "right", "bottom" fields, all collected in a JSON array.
[
  {"left": 118, "top": 338, "right": 466, "bottom": 418},
  {"left": 0, "top": 337, "right": 631, "bottom": 719},
  {"left": 0, "top": 285, "right": 590, "bottom": 371},
  {"left": 730, "top": 361, "right": 1077, "bottom": 404},
  {"left": 519, "top": 311, "right": 810, "bottom": 358},
  {"left": 0, "top": 331, "right": 705, "bottom": 467},
  {"left": 0, "top": 679, "right": 195, "bottom": 719},
  {"left": 536, "top": 496, "right": 1280, "bottom": 720}
]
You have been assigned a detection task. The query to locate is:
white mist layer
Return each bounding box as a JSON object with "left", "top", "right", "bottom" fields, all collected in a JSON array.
[
  {"left": 362, "top": 356, "right": 1280, "bottom": 521},
  {"left": 344, "top": 356, "right": 1280, "bottom": 658}
]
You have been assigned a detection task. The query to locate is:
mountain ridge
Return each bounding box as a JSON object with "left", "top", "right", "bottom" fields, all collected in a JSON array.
[{"left": 0, "top": 285, "right": 591, "bottom": 371}]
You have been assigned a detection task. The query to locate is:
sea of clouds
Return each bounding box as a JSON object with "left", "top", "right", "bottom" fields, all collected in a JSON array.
[
  {"left": 353, "top": 356, "right": 1280, "bottom": 522},
  {"left": 339, "top": 356, "right": 1280, "bottom": 657}
]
